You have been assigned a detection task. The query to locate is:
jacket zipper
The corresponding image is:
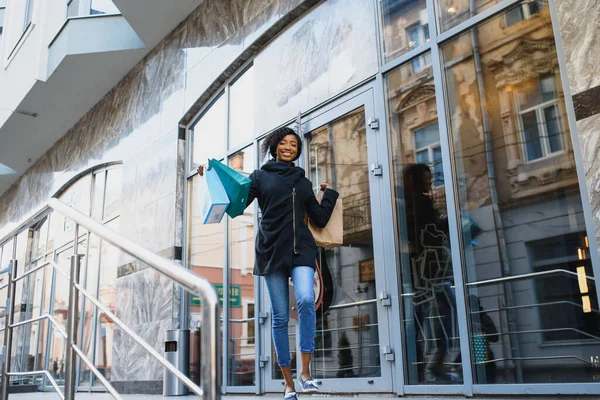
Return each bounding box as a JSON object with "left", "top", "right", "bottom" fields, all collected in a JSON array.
[{"left": 292, "top": 186, "right": 298, "bottom": 254}]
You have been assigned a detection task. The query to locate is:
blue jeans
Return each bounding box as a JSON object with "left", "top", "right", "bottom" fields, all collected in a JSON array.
[{"left": 264, "top": 266, "right": 316, "bottom": 368}]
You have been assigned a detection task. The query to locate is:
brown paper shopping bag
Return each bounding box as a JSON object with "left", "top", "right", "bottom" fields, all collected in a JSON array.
[{"left": 307, "top": 196, "right": 343, "bottom": 248}]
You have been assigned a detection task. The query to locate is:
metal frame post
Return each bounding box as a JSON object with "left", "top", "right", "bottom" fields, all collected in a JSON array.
[
  {"left": 1, "top": 257, "right": 17, "bottom": 400},
  {"left": 64, "top": 226, "right": 82, "bottom": 400}
]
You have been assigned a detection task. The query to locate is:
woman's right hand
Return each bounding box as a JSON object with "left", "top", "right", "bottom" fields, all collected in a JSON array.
[{"left": 197, "top": 165, "right": 205, "bottom": 176}]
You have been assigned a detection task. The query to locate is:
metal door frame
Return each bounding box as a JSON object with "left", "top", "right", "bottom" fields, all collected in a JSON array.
[{"left": 260, "top": 84, "right": 398, "bottom": 393}]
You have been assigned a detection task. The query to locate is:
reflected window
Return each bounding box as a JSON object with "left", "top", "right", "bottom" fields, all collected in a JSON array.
[
  {"left": 380, "top": 0, "right": 428, "bottom": 63},
  {"left": 505, "top": 0, "right": 546, "bottom": 27},
  {"left": 414, "top": 123, "right": 444, "bottom": 186},
  {"left": 517, "top": 75, "right": 563, "bottom": 162}
]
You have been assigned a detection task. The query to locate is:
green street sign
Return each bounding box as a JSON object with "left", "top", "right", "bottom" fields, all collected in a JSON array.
[{"left": 190, "top": 284, "right": 242, "bottom": 308}]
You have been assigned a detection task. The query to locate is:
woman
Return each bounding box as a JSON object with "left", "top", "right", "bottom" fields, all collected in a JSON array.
[{"left": 199, "top": 127, "right": 338, "bottom": 399}]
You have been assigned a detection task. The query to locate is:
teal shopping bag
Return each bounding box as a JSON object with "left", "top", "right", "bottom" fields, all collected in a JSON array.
[
  {"left": 200, "top": 167, "right": 230, "bottom": 224},
  {"left": 208, "top": 158, "right": 252, "bottom": 218}
]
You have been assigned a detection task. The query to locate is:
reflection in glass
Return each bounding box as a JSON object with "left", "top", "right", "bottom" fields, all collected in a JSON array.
[
  {"left": 192, "top": 94, "right": 227, "bottom": 168},
  {"left": 103, "top": 168, "right": 123, "bottom": 221},
  {"left": 229, "top": 67, "right": 255, "bottom": 151},
  {"left": 442, "top": 1, "right": 599, "bottom": 383},
  {"left": 93, "top": 218, "right": 120, "bottom": 380},
  {"left": 188, "top": 173, "right": 225, "bottom": 378},
  {"left": 380, "top": 0, "right": 428, "bottom": 63},
  {"left": 306, "top": 107, "right": 381, "bottom": 380},
  {"left": 386, "top": 55, "right": 462, "bottom": 385},
  {"left": 228, "top": 146, "right": 256, "bottom": 386}
]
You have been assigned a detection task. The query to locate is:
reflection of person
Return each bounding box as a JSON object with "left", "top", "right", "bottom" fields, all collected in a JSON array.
[
  {"left": 53, "top": 359, "right": 59, "bottom": 379},
  {"left": 198, "top": 127, "right": 338, "bottom": 400},
  {"left": 403, "top": 163, "right": 459, "bottom": 383}
]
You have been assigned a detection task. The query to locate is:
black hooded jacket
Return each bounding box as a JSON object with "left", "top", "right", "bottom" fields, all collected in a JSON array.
[{"left": 246, "top": 160, "right": 339, "bottom": 276}]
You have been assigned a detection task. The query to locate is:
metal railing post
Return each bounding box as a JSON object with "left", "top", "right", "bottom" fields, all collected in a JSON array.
[
  {"left": 64, "top": 225, "right": 81, "bottom": 400},
  {"left": 1, "top": 258, "right": 17, "bottom": 400},
  {"left": 201, "top": 295, "right": 221, "bottom": 400}
]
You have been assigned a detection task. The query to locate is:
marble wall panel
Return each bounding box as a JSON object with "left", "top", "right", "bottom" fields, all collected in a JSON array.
[
  {"left": 254, "top": 0, "right": 378, "bottom": 135},
  {"left": 557, "top": 0, "right": 600, "bottom": 95},
  {"left": 115, "top": 267, "right": 175, "bottom": 325},
  {"left": 576, "top": 114, "right": 600, "bottom": 245},
  {"left": 111, "top": 318, "right": 173, "bottom": 382}
]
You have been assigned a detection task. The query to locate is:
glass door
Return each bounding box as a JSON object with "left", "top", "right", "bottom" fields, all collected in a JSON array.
[{"left": 262, "top": 88, "right": 395, "bottom": 393}]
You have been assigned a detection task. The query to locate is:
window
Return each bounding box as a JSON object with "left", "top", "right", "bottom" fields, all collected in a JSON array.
[
  {"left": 414, "top": 123, "right": 444, "bottom": 186},
  {"left": 517, "top": 75, "right": 563, "bottom": 162},
  {"left": 90, "top": 0, "right": 119, "bottom": 15},
  {"left": 24, "top": 0, "right": 34, "bottom": 28},
  {"left": 0, "top": 5, "right": 5, "bottom": 38},
  {"left": 505, "top": 0, "right": 546, "bottom": 27},
  {"left": 406, "top": 23, "right": 431, "bottom": 72},
  {"left": 530, "top": 233, "right": 599, "bottom": 342},
  {"left": 67, "top": 0, "right": 80, "bottom": 18}
]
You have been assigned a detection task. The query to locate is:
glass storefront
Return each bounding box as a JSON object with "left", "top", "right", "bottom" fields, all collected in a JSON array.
[{"left": 184, "top": 0, "right": 600, "bottom": 395}]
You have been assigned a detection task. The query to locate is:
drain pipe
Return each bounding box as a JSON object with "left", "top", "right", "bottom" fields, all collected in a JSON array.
[{"left": 469, "top": 0, "right": 523, "bottom": 382}]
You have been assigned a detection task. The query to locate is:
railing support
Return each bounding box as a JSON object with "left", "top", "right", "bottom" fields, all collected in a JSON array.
[
  {"left": 1, "top": 259, "right": 17, "bottom": 400},
  {"left": 64, "top": 228, "right": 81, "bottom": 400}
]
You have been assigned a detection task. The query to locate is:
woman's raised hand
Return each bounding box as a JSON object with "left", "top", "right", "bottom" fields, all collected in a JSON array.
[
  {"left": 197, "top": 165, "right": 205, "bottom": 176},
  {"left": 320, "top": 182, "right": 329, "bottom": 191}
]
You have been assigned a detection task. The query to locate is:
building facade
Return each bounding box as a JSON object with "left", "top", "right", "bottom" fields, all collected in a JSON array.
[{"left": 0, "top": 0, "right": 600, "bottom": 396}]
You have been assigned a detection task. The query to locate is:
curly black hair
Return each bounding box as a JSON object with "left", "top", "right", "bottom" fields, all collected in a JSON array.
[{"left": 261, "top": 126, "right": 303, "bottom": 162}]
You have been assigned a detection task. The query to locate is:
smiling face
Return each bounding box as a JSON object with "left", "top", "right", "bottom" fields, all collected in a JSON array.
[{"left": 275, "top": 134, "right": 299, "bottom": 163}]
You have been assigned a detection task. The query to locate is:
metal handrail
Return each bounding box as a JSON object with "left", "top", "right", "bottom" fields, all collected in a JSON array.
[
  {"left": 0, "top": 198, "right": 221, "bottom": 400},
  {"left": 466, "top": 268, "right": 595, "bottom": 287},
  {"left": 10, "top": 313, "right": 68, "bottom": 339},
  {"left": 5, "top": 371, "right": 64, "bottom": 400}
]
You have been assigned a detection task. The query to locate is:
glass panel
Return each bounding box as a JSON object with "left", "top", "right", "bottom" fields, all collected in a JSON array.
[
  {"left": 90, "top": 0, "right": 119, "bottom": 15},
  {"left": 521, "top": 110, "right": 543, "bottom": 161},
  {"left": 33, "top": 217, "right": 49, "bottom": 260},
  {"left": 50, "top": 174, "right": 91, "bottom": 251},
  {"left": 306, "top": 106, "right": 382, "bottom": 380},
  {"left": 103, "top": 168, "right": 122, "bottom": 221},
  {"left": 443, "top": 1, "right": 600, "bottom": 384},
  {"left": 188, "top": 173, "right": 225, "bottom": 382},
  {"left": 93, "top": 218, "right": 120, "bottom": 380},
  {"left": 78, "top": 233, "right": 101, "bottom": 387},
  {"left": 380, "top": 0, "right": 428, "bottom": 63},
  {"left": 227, "top": 145, "right": 256, "bottom": 386},
  {"left": 192, "top": 93, "right": 227, "bottom": 168},
  {"left": 386, "top": 54, "right": 463, "bottom": 385},
  {"left": 229, "top": 67, "right": 255, "bottom": 150},
  {"left": 544, "top": 106, "right": 563, "bottom": 154}
]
